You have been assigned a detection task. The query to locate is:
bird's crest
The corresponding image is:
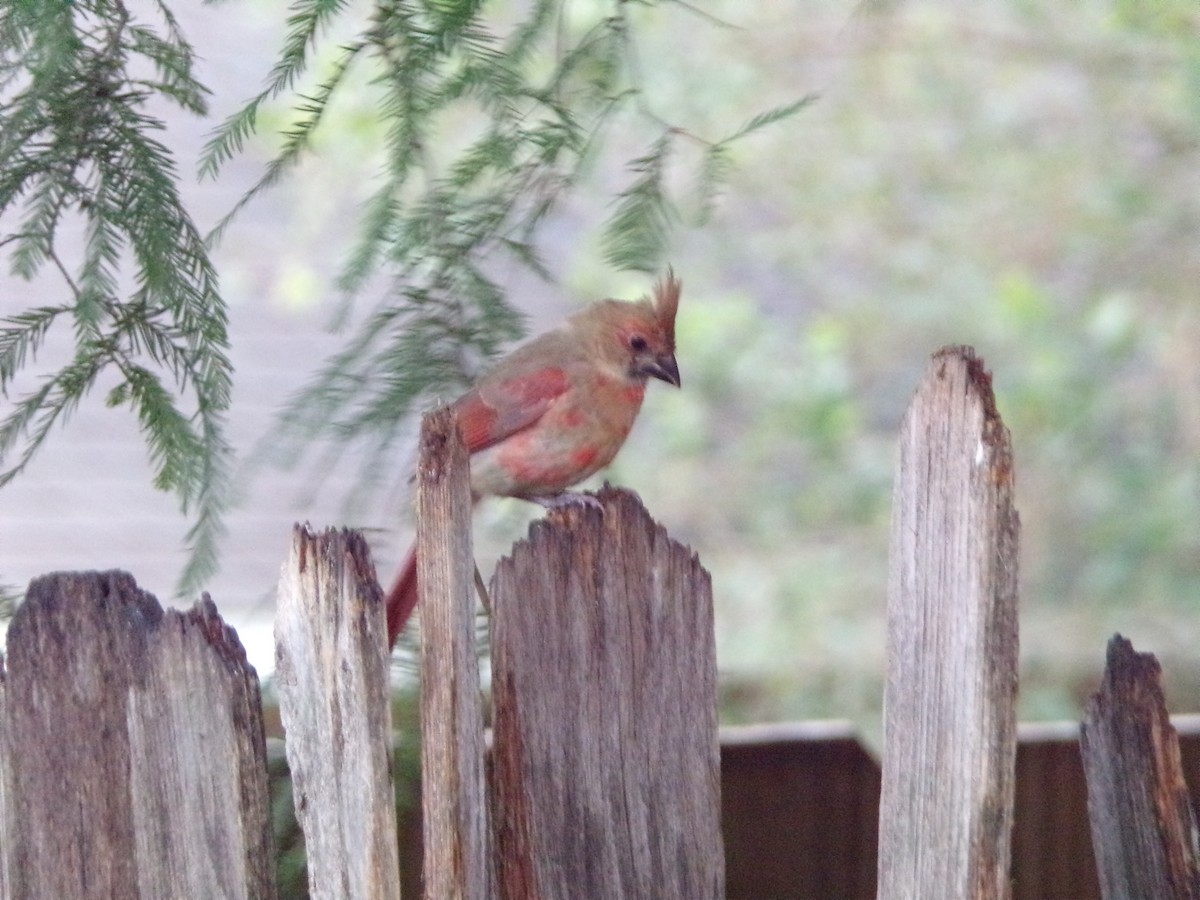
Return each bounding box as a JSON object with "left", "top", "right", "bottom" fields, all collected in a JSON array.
[{"left": 652, "top": 267, "right": 681, "bottom": 349}]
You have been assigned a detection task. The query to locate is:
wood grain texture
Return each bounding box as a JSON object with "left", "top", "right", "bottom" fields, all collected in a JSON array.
[
  {"left": 1, "top": 571, "right": 275, "bottom": 900},
  {"left": 490, "top": 485, "right": 724, "bottom": 900},
  {"left": 416, "top": 406, "right": 492, "bottom": 900},
  {"left": 878, "top": 346, "right": 1020, "bottom": 900},
  {"left": 275, "top": 527, "right": 401, "bottom": 900},
  {"left": 1081, "top": 635, "right": 1200, "bottom": 900}
]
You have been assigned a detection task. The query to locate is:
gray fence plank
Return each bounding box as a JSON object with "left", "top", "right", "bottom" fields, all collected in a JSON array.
[
  {"left": 1, "top": 571, "right": 275, "bottom": 900},
  {"left": 275, "top": 526, "right": 402, "bottom": 900},
  {"left": 416, "top": 407, "right": 492, "bottom": 900},
  {"left": 878, "top": 347, "right": 1021, "bottom": 900},
  {"left": 490, "top": 486, "right": 724, "bottom": 900}
]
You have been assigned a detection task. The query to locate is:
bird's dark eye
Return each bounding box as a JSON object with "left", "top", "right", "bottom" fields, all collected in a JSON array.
[{"left": 629, "top": 335, "right": 648, "bottom": 352}]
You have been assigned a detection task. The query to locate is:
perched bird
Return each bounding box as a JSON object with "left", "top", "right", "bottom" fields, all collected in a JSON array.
[{"left": 386, "top": 270, "right": 682, "bottom": 646}]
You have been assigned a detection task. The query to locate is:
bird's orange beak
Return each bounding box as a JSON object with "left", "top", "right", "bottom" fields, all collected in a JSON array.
[{"left": 643, "top": 352, "right": 680, "bottom": 388}]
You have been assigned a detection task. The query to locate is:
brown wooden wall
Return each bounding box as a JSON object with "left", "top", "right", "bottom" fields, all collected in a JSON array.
[
  {"left": 720, "top": 718, "right": 1200, "bottom": 900},
  {"left": 722, "top": 724, "right": 879, "bottom": 899}
]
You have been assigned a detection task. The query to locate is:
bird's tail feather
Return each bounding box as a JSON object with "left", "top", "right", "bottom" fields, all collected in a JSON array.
[{"left": 385, "top": 543, "right": 418, "bottom": 649}]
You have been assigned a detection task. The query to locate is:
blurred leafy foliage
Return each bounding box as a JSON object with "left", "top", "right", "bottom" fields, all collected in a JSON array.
[
  {"left": 257, "top": 0, "right": 1198, "bottom": 736},
  {"left": 2, "top": 0, "right": 1196, "bottom": 742},
  {"left": 584, "top": 0, "right": 1200, "bottom": 736}
]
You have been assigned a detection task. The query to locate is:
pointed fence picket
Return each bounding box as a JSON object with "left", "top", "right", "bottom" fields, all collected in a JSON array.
[{"left": 878, "top": 346, "right": 1021, "bottom": 900}]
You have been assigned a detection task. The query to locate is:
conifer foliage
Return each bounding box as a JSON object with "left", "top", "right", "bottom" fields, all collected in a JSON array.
[
  {"left": 1, "top": 0, "right": 231, "bottom": 594},
  {"left": 1, "top": 0, "right": 804, "bottom": 596}
]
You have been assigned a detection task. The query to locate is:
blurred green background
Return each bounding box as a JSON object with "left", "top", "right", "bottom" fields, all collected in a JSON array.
[
  {"left": 4, "top": 5, "right": 1195, "bottom": 895},
  {"left": 478, "top": 0, "right": 1200, "bottom": 742},
  {"left": 255, "top": 0, "right": 1199, "bottom": 744},
  {"left": 11, "top": 0, "right": 1196, "bottom": 747}
]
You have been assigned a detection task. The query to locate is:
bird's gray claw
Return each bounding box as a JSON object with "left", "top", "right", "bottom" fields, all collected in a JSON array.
[{"left": 528, "top": 491, "right": 603, "bottom": 512}]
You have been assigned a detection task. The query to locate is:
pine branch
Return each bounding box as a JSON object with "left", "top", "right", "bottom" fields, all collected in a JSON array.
[
  {"left": 719, "top": 94, "right": 818, "bottom": 144},
  {"left": 601, "top": 134, "right": 677, "bottom": 273},
  {"left": 121, "top": 362, "right": 205, "bottom": 495},
  {"left": 199, "top": 0, "right": 350, "bottom": 178},
  {"left": 0, "top": 305, "right": 69, "bottom": 386},
  {"left": 0, "top": 352, "right": 105, "bottom": 488},
  {"left": 0, "top": 0, "right": 232, "bottom": 598},
  {"left": 694, "top": 144, "right": 731, "bottom": 226},
  {"left": 206, "top": 38, "right": 368, "bottom": 245}
]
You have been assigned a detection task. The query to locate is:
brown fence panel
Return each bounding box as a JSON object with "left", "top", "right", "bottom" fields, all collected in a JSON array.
[
  {"left": 1011, "top": 723, "right": 1099, "bottom": 899},
  {"left": 377, "top": 718, "right": 1200, "bottom": 899},
  {"left": 722, "top": 723, "right": 879, "bottom": 900},
  {"left": 721, "top": 718, "right": 1200, "bottom": 900}
]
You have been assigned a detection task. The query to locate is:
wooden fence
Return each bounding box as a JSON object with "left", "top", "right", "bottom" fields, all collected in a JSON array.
[{"left": 1, "top": 345, "right": 1197, "bottom": 899}]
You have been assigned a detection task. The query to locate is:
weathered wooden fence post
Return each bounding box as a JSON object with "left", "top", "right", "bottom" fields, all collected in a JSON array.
[
  {"left": 0, "top": 571, "right": 275, "bottom": 899},
  {"left": 878, "top": 346, "right": 1021, "bottom": 900},
  {"left": 1080, "top": 634, "right": 1200, "bottom": 899},
  {"left": 489, "top": 485, "right": 724, "bottom": 899},
  {"left": 417, "top": 406, "right": 493, "bottom": 899},
  {"left": 274, "top": 526, "right": 402, "bottom": 899}
]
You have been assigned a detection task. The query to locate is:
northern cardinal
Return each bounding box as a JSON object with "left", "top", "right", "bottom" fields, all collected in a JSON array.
[{"left": 386, "top": 270, "right": 682, "bottom": 646}]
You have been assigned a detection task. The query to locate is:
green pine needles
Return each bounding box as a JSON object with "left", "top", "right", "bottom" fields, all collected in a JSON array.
[
  {"left": 1, "top": 0, "right": 231, "bottom": 596},
  {"left": 1, "top": 0, "right": 807, "bottom": 599},
  {"left": 204, "top": 0, "right": 810, "bottom": 507}
]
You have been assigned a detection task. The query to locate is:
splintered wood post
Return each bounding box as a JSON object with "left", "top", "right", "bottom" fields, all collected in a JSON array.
[
  {"left": 878, "top": 346, "right": 1021, "bottom": 900},
  {"left": 490, "top": 485, "right": 724, "bottom": 900},
  {"left": 275, "top": 527, "right": 401, "bottom": 899},
  {"left": 0, "top": 571, "right": 275, "bottom": 900},
  {"left": 417, "top": 405, "right": 492, "bottom": 900},
  {"left": 1080, "top": 635, "right": 1200, "bottom": 899}
]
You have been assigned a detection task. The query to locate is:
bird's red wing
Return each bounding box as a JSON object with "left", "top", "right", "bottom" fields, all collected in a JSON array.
[{"left": 453, "top": 366, "right": 570, "bottom": 453}]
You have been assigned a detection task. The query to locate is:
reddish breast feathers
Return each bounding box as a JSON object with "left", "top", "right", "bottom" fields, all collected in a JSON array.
[{"left": 480, "top": 371, "right": 644, "bottom": 498}]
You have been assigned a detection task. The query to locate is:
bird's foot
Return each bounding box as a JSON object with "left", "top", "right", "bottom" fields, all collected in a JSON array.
[{"left": 526, "top": 491, "right": 603, "bottom": 512}]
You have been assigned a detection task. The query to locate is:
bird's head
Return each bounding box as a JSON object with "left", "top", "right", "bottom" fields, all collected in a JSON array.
[{"left": 576, "top": 268, "right": 682, "bottom": 388}]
